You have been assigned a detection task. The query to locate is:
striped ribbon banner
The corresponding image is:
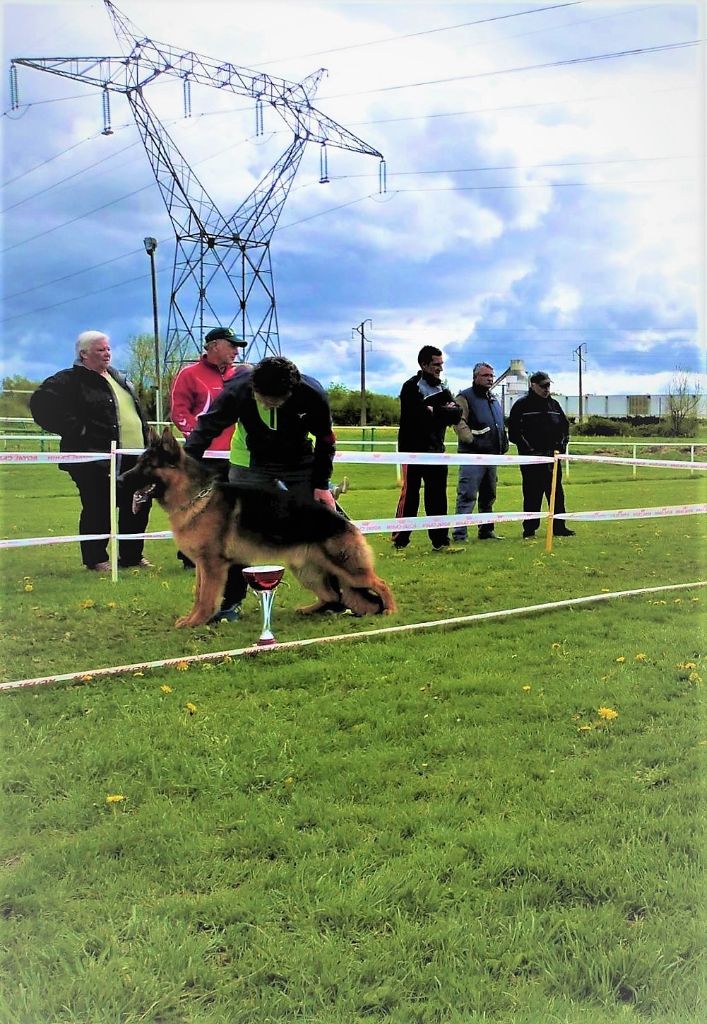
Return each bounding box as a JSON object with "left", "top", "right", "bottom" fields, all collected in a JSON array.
[
  {"left": 2, "top": 504, "right": 704, "bottom": 549},
  {"left": 0, "top": 452, "right": 108, "bottom": 464},
  {"left": 561, "top": 453, "right": 707, "bottom": 471}
]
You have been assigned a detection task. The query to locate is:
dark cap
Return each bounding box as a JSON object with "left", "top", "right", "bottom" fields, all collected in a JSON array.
[
  {"left": 204, "top": 326, "right": 246, "bottom": 347},
  {"left": 529, "top": 371, "right": 552, "bottom": 386}
]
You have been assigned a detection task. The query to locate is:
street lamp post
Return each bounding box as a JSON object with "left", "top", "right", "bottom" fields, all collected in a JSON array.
[{"left": 143, "top": 237, "right": 162, "bottom": 425}]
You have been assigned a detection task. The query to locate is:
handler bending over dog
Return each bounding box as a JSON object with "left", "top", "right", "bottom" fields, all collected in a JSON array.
[{"left": 185, "top": 356, "right": 341, "bottom": 622}]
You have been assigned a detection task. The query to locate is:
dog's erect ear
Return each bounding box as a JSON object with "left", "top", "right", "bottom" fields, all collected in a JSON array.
[
  {"left": 161, "top": 426, "right": 182, "bottom": 459},
  {"left": 147, "top": 426, "right": 160, "bottom": 446}
]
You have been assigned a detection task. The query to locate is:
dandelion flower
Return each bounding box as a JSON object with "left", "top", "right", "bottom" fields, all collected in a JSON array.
[
  {"left": 175, "top": 661, "right": 189, "bottom": 672},
  {"left": 105, "top": 794, "right": 125, "bottom": 804},
  {"left": 688, "top": 672, "right": 703, "bottom": 684},
  {"left": 185, "top": 702, "right": 197, "bottom": 715},
  {"left": 615, "top": 656, "right": 625, "bottom": 664},
  {"left": 24, "top": 583, "right": 33, "bottom": 592},
  {"left": 635, "top": 653, "right": 647, "bottom": 662},
  {"left": 79, "top": 674, "right": 93, "bottom": 682},
  {"left": 132, "top": 671, "right": 144, "bottom": 678},
  {"left": 160, "top": 684, "right": 173, "bottom": 694},
  {"left": 80, "top": 599, "right": 95, "bottom": 609},
  {"left": 674, "top": 598, "right": 683, "bottom": 604},
  {"left": 107, "top": 601, "right": 117, "bottom": 609},
  {"left": 601, "top": 588, "right": 610, "bottom": 593},
  {"left": 521, "top": 685, "right": 531, "bottom": 693},
  {"left": 551, "top": 643, "right": 561, "bottom": 650},
  {"left": 284, "top": 776, "right": 294, "bottom": 787},
  {"left": 578, "top": 724, "right": 593, "bottom": 732},
  {"left": 598, "top": 707, "right": 619, "bottom": 720}
]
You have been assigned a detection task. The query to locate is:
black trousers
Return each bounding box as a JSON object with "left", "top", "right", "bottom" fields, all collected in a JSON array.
[
  {"left": 519, "top": 462, "right": 566, "bottom": 535},
  {"left": 392, "top": 464, "right": 449, "bottom": 548},
  {"left": 67, "top": 454, "right": 151, "bottom": 568}
]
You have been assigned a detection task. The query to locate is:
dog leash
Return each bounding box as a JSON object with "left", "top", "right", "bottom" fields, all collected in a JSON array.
[{"left": 176, "top": 482, "right": 216, "bottom": 515}]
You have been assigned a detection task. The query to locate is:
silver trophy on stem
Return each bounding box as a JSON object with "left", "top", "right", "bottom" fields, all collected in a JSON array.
[{"left": 242, "top": 565, "right": 285, "bottom": 645}]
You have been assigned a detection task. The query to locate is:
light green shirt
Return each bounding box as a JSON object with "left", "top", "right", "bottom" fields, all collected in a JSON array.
[{"left": 106, "top": 375, "right": 143, "bottom": 449}]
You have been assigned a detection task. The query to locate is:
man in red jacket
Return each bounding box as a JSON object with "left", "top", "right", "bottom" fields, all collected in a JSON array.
[{"left": 170, "top": 326, "right": 248, "bottom": 573}]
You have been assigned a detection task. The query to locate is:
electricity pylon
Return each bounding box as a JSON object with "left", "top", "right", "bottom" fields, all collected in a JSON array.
[{"left": 9, "top": 0, "right": 385, "bottom": 363}]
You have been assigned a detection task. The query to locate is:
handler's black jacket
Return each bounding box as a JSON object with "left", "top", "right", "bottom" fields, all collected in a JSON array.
[
  {"left": 29, "top": 364, "right": 149, "bottom": 470},
  {"left": 397, "top": 372, "right": 461, "bottom": 453},
  {"left": 507, "top": 390, "right": 570, "bottom": 456},
  {"left": 185, "top": 369, "right": 336, "bottom": 489}
]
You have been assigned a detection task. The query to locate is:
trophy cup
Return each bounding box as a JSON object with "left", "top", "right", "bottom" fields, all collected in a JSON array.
[{"left": 242, "top": 565, "right": 285, "bottom": 645}]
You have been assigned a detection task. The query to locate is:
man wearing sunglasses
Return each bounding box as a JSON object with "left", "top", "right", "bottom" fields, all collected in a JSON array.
[{"left": 507, "top": 371, "right": 575, "bottom": 539}]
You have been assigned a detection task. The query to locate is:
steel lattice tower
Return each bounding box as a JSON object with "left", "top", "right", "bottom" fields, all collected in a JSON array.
[{"left": 10, "top": 0, "right": 384, "bottom": 364}]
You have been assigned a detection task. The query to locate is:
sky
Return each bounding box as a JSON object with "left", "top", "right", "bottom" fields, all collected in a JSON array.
[{"left": 1, "top": 0, "right": 704, "bottom": 399}]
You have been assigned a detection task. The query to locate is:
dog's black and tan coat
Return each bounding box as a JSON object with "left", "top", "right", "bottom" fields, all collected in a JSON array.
[{"left": 121, "top": 429, "right": 396, "bottom": 627}]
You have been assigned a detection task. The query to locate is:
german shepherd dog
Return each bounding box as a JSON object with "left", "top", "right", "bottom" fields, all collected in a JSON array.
[{"left": 120, "top": 429, "right": 396, "bottom": 628}]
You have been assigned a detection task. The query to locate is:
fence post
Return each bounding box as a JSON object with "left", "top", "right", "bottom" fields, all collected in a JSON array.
[
  {"left": 632, "top": 443, "right": 637, "bottom": 479},
  {"left": 110, "top": 442, "right": 119, "bottom": 583},
  {"left": 690, "top": 444, "right": 695, "bottom": 475},
  {"left": 545, "top": 453, "right": 559, "bottom": 553}
]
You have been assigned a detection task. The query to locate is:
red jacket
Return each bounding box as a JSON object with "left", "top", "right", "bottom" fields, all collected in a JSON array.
[{"left": 170, "top": 356, "right": 246, "bottom": 454}]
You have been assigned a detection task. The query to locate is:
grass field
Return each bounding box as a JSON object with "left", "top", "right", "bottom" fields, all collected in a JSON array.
[{"left": 0, "top": 450, "right": 705, "bottom": 1023}]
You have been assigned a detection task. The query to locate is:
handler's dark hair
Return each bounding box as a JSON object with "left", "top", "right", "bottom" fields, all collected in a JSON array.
[
  {"left": 417, "top": 345, "right": 442, "bottom": 367},
  {"left": 252, "top": 357, "right": 301, "bottom": 398}
]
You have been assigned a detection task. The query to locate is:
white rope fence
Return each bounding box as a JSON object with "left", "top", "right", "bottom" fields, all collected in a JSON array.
[
  {"left": 1, "top": 448, "right": 705, "bottom": 556},
  {"left": 1, "top": 580, "right": 703, "bottom": 692}
]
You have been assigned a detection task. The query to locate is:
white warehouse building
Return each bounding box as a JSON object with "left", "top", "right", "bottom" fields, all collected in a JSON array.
[{"left": 497, "top": 359, "right": 704, "bottom": 419}]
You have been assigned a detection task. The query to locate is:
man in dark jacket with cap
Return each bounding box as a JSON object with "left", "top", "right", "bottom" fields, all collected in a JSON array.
[{"left": 507, "top": 371, "right": 575, "bottom": 539}]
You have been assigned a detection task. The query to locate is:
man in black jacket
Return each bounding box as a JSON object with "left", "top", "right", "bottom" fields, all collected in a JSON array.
[
  {"left": 507, "top": 370, "right": 575, "bottom": 539},
  {"left": 185, "top": 356, "right": 338, "bottom": 620},
  {"left": 392, "top": 345, "right": 461, "bottom": 551},
  {"left": 30, "top": 330, "right": 153, "bottom": 571}
]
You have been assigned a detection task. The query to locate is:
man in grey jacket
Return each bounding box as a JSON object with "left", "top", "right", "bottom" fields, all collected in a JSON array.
[{"left": 452, "top": 362, "right": 508, "bottom": 542}]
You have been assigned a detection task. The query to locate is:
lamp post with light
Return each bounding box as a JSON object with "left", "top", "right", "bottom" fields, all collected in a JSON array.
[{"left": 143, "top": 236, "right": 162, "bottom": 425}]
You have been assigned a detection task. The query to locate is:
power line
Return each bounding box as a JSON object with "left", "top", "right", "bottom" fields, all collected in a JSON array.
[
  {"left": 251, "top": 2, "right": 583, "bottom": 67},
  {"left": 321, "top": 39, "right": 700, "bottom": 100},
  {"left": 331, "top": 154, "right": 696, "bottom": 182}
]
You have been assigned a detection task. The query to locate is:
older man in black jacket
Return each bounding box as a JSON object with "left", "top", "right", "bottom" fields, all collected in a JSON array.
[
  {"left": 30, "top": 330, "right": 153, "bottom": 571},
  {"left": 507, "top": 370, "right": 575, "bottom": 539}
]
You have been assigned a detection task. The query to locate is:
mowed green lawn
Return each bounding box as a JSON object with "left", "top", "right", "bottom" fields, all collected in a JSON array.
[{"left": 0, "top": 454, "right": 705, "bottom": 1023}]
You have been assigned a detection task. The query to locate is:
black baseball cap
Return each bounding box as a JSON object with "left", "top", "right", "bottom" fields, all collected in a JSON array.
[
  {"left": 204, "top": 327, "right": 246, "bottom": 347},
  {"left": 529, "top": 371, "right": 552, "bottom": 386}
]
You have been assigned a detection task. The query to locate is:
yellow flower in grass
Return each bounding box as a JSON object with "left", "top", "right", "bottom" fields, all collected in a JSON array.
[
  {"left": 635, "top": 653, "right": 647, "bottom": 662},
  {"left": 551, "top": 643, "right": 561, "bottom": 650},
  {"left": 79, "top": 674, "right": 94, "bottom": 683},
  {"left": 107, "top": 601, "right": 117, "bottom": 609},
  {"left": 105, "top": 794, "right": 125, "bottom": 804},
  {"left": 677, "top": 662, "right": 696, "bottom": 670},
  {"left": 185, "top": 702, "right": 197, "bottom": 715},
  {"left": 80, "top": 599, "right": 95, "bottom": 609},
  {"left": 160, "top": 684, "right": 173, "bottom": 694},
  {"left": 615, "top": 656, "right": 625, "bottom": 664},
  {"left": 23, "top": 583, "right": 33, "bottom": 592},
  {"left": 688, "top": 672, "right": 703, "bottom": 685},
  {"left": 598, "top": 707, "right": 618, "bottom": 721},
  {"left": 175, "top": 661, "right": 189, "bottom": 672},
  {"left": 132, "top": 671, "right": 144, "bottom": 678},
  {"left": 521, "top": 685, "right": 531, "bottom": 693},
  {"left": 578, "top": 724, "right": 593, "bottom": 733}
]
